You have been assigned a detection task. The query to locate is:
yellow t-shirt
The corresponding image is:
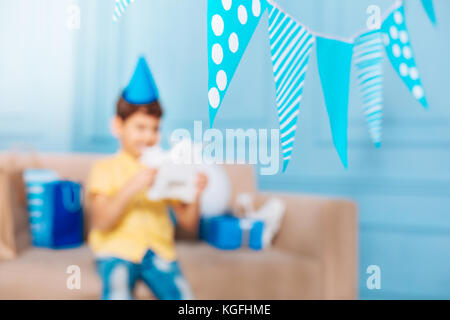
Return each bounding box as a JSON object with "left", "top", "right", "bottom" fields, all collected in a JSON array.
[{"left": 87, "top": 151, "right": 177, "bottom": 263}]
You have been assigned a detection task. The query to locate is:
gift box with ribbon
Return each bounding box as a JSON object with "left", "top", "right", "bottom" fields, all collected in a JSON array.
[{"left": 199, "top": 214, "right": 264, "bottom": 251}]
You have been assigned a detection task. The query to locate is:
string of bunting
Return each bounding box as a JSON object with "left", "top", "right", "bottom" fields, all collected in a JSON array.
[
  {"left": 207, "top": 0, "right": 436, "bottom": 170},
  {"left": 110, "top": 0, "right": 437, "bottom": 170}
]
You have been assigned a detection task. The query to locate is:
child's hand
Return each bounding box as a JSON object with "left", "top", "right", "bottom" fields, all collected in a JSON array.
[
  {"left": 129, "top": 168, "right": 159, "bottom": 195},
  {"left": 195, "top": 172, "right": 208, "bottom": 198}
]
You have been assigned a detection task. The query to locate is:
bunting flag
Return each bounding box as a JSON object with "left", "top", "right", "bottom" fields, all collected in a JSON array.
[
  {"left": 353, "top": 30, "right": 384, "bottom": 148},
  {"left": 421, "top": 0, "right": 437, "bottom": 26},
  {"left": 382, "top": 4, "right": 428, "bottom": 108},
  {"left": 316, "top": 37, "right": 354, "bottom": 168},
  {"left": 208, "top": 0, "right": 268, "bottom": 126},
  {"left": 113, "top": 0, "right": 135, "bottom": 22},
  {"left": 267, "top": 3, "right": 315, "bottom": 171}
]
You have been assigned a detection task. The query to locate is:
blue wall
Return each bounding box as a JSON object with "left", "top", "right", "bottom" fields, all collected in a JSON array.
[
  {"left": 0, "top": 0, "right": 76, "bottom": 151},
  {"left": 1, "top": 0, "right": 449, "bottom": 299}
]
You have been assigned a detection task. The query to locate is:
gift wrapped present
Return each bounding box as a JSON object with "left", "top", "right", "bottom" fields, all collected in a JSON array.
[
  {"left": 199, "top": 214, "right": 264, "bottom": 251},
  {"left": 24, "top": 170, "right": 84, "bottom": 249}
]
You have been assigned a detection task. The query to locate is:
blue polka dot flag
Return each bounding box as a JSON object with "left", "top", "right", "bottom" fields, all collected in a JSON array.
[
  {"left": 421, "top": 0, "right": 437, "bottom": 26},
  {"left": 208, "top": 0, "right": 268, "bottom": 127},
  {"left": 113, "top": 0, "right": 135, "bottom": 22},
  {"left": 267, "top": 2, "right": 315, "bottom": 171},
  {"left": 316, "top": 36, "right": 354, "bottom": 169},
  {"left": 382, "top": 4, "right": 428, "bottom": 108},
  {"left": 353, "top": 30, "right": 384, "bottom": 148}
]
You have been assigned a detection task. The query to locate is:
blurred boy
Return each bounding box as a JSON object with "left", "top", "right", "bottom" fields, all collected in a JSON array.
[{"left": 87, "top": 57, "right": 207, "bottom": 300}]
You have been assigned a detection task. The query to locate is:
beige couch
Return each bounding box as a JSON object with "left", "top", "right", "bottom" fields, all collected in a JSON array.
[{"left": 0, "top": 153, "right": 358, "bottom": 300}]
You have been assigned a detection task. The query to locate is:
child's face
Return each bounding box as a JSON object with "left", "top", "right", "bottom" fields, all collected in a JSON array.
[{"left": 113, "top": 112, "right": 161, "bottom": 158}]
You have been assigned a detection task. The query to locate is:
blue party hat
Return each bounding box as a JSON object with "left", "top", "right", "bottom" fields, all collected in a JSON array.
[{"left": 123, "top": 57, "right": 159, "bottom": 104}]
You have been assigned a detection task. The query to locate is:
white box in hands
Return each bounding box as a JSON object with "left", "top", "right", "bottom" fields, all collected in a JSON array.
[
  {"left": 140, "top": 141, "right": 201, "bottom": 204},
  {"left": 147, "top": 163, "right": 198, "bottom": 204},
  {"left": 141, "top": 140, "right": 232, "bottom": 215}
]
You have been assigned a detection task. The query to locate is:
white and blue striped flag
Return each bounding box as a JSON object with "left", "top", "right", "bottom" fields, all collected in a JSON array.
[
  {"left": 113, "top": 0, "right": 135, "bottom": 22},
  {"left": 353, "top": 30, "right": 384, "bottom": 147},
  {"left": 268, "top": 3, "right": 315, "bottom": 171}
]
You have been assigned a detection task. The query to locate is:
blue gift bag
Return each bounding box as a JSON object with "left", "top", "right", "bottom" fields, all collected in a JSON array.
[
  {"left": 24, "top": 169, "right": 59, "bottom": 247},
  {"left": 24, "top": 170, "right": 84, "bottom": 249},
  {"left": 51, "top": 181, "right": 84, "bottom": 248}
]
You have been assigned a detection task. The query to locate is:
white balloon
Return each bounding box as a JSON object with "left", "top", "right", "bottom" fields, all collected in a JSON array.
[{"left": 199, "top": 164, "right": 231, "bottom": 217}]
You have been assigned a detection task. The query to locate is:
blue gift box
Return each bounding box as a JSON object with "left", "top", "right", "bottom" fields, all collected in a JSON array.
[
  {"left": 199, "top": 214, "right": 264, "bottom": 251},
  {"left": 24, "top": 170, "right": 84, "bottom": 249}
]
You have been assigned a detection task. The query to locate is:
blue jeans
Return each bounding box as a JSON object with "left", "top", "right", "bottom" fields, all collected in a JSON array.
[{"left": 96, "top": 249, "right": 194, "bottom": 300}]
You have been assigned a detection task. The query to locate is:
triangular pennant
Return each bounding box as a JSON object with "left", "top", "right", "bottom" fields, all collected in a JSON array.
[
  {"left": 421, "top": 0, "right": 437, "bottom": 26},
  {"left": 113, "top": 0, "right": 135, "bottom": 22},
  {"left": 208, "top": 0, "right": 268, "bottom": 126},
  {"left": 353, "top": 30, "right": 384, "bottom": 148},
  {"left": 316, "top": 37, "right": 354, "bottom": 169},
  {"left": 382, "top": 4, "right": 428, "bottom": 108},
  {"left": 267, "top": 3, "right": 315, "bottom": 171}
]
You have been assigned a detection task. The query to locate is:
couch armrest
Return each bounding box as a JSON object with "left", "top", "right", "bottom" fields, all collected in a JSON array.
[{"left": 255, "top": 192, "right": 358, "bottom": 300}]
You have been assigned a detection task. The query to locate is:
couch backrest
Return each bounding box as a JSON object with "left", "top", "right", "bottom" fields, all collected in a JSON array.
[
  {"left": 0, "top": 152, "right": 257, "bottom": 210},
  {"left": 1, "top": 152, "right": 258, "bottom": 242}
]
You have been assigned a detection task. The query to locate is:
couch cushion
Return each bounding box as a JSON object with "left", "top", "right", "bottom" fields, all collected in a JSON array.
[
  {"left": 0, "top": 242, "right": 322, "bottom": 300},
  {"left": 178, "top": 242, "right": 322, "bottom": 300},
  {"left": 0, "top": 245, "right": 101, "bottom": 300},
  {"left": 0, "top": 244, "right": 158, "bottom": 300}
]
